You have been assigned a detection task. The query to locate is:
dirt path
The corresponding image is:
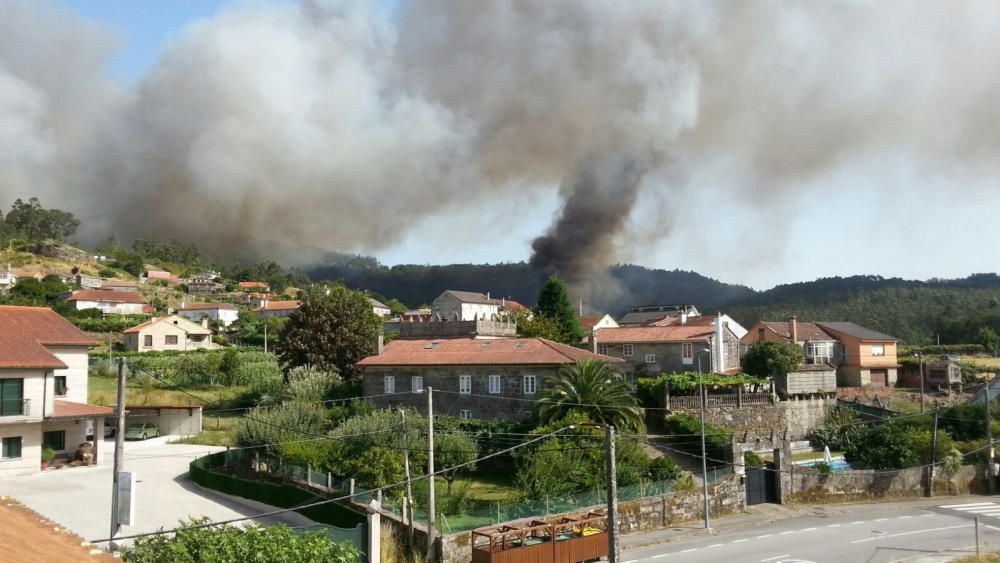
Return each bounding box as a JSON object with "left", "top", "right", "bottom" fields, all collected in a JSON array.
[{"left": 0, "top": 496, "right": 116, "bottom": 562}]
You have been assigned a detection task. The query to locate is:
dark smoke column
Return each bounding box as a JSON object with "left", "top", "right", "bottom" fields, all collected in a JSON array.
[{"left": 530, "top": 152, "right": 645, "bottom": 287}]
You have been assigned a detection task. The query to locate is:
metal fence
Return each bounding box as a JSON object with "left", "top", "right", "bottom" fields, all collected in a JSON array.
[{"left": 667, "top": 393, "right": 775, "bottom": 410}]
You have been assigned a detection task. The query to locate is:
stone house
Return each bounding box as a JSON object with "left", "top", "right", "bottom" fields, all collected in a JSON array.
[
  {"left": 256, "top": 300, "right": 301, "bottom": 319},
  {"left": 121, "top": 315, "right": 216, "bottom": 352},
  {"left": 0, "top": 306, "right": 112, "bottom": 476},
  {"left": 430, "top": 290, "right": 500, "bottom": 321},
  {"left": 357, "top": 338, "right": 624, "bottom": 420},
  {"left": 616, "top": 304, "right": 701, "bottom": 327},
  {"left": 741, "top": 317, "right": 899, "bottom": 388},
  {"left": 588, "top": 316, "right": 742, "bottom": 378},
  {"left": 579, "top": 314, "right": 619, "bottom": 333},
  {"left": 368, "top": 298, "right": 391, "bottom": 318},
  {"left": 64, "top": 289, "right": 146, "bottom": 314},
  {"left": 177, "top": 303, "right": 240, "bottom": 327}
]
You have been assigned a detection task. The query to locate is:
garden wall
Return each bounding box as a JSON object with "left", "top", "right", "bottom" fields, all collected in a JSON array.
[
  {"left": 785, "top": 464, "right": 987, "bottom": 503},
  {"left": 688, "top": 397, "right": 834, "bottom": 441}
]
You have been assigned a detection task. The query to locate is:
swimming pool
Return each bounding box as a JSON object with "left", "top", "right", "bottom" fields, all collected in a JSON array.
[{"left": 799, "top": 458, "right": 852, "bottom": 471}]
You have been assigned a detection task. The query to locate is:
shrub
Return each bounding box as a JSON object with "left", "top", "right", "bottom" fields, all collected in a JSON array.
[
  {"left": 41, "top": 445, "right": 55, "bottom": 463},
  {"left": 285, "top": 365, "right": 341, "bottom": 403},
  {"left": 234, "top": 402, "right": 328, "bottom": 450},
  {"left": 647, "top": 456, "right": 683, "bottom": 481},
  {"left": 808, "top": 406, "right": 863, "bottom": 451},
  {"left": 814, "top": 461, "right": 833, "bottom": 476},
  {"left": 743, "top": 451, "right": 764, "bottom": 469},
  {"left": 662, "top": 414, "right": 732, "bottom": 467}
]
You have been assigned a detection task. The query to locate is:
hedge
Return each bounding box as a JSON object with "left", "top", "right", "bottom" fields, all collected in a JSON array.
[
  {"left": 190, "top": 453, "right": 364, "bottom": 528},
  {"left": 661, "top": 414, "right": 733, "bottom": 468}
]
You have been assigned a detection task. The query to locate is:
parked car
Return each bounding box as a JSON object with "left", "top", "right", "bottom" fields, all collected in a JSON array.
[
  {"left": 125, "top": 423, "right": 159, "bottom": 440},
  {"left": 103, "top": 418, "right": 116, "bottom": 438}
]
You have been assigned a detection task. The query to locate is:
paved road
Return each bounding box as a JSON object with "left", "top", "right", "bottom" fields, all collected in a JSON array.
[
  {"left": 0, "top": 437, "right": 311, "bottom": 545},
  {"left": 623, "top": 502, "right": 1000, "bottom": 563}
]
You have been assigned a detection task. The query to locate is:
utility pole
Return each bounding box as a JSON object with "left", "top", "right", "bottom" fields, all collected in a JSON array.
[
  {"left": 987, "top": 385, "right": 995, "bottom": 494},
  {"left": 263, "top": 322, "right": 268, "bottom": 354},
  {"left": 928, "top": 409, "right": 938, "bottom": 497},
  {"left": 917, "top": 353, "right": 925, "bottom": 414},
  {"left": 401, "top": 409, "right": 415, "bottom": 551},
  {"left": 697, "top": 351, "right": 711, "bottom": 531},
  {"left": 426, "top": 387, "right": 436, "bottom": 562},
  {"left": 605, "top": 425, "right": 620, "bottom": 563},
  {"left": 109, "top": 358, "right": 127, "bottom": 543}
]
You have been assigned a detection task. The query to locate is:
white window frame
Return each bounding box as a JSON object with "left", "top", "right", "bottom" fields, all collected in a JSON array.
[
  {"left": 1, "top": 436, "right": 22, "bottom": 460},
  {"left": 682, "top": 342, "right": 694, "bottom": 365},
  {"left": 460, "top": 409, "right": 472, "bottom": 420},
  {"left": 645, "top": 354, "right": 656, "bottom": 364},
  {"left": 411, "top": 375, "right": 424, "bottom": 393},
  {"left": 597, "top": 344, "right": 609, "bottom": 356},
  {"left": 622, "top": 344, "right": 634, "bottom": 357},
  {"left": 870, "top": 344, "right": 886, "bottom": 357},
  {"left": 523, "top": 375, "right": 537, "bottom": 395},
  {"left": 488, "top": 374, "right": 502, "bottom": 394},
  {"left": 384, "top": 375, "right": 395, "bottom": 394},
  {"left": 807, "top": 341, "right": 833, "bottom": 364},
  {"left": 459, "top": 375, "right": 472, "bottom": 394}
]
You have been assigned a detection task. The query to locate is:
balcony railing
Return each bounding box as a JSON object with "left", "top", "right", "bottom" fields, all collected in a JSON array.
[{"left": 0, "top": 398, "right": 29, "bottom": 417}]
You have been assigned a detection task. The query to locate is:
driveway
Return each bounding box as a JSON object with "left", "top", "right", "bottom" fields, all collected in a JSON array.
[{"left": 0, "top": 437, "right": 311, "bottom": 546}]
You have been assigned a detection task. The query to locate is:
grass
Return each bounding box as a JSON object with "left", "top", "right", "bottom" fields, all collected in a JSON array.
[
  {"left": 173, "top": 414, "right": 240, "bottom": 446},
  {"left": 792, "top": 450, "right": 844, "bottom": 462},
  {"left": 969, "top": 356, "right": 1000, "bottom": 369},
  {"left": 88, "top": 373, "right": 254, "bottom": 408},
  {"left": 951, "top": 554, "right": 1000, "bottom": 562},
  {"left": 437, "top": 472, "right": 520, "bottom": 502}
]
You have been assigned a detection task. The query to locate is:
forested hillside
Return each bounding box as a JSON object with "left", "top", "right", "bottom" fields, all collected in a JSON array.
[{"left": 725, "top": 274, "right": 1000, "bottom": 345}]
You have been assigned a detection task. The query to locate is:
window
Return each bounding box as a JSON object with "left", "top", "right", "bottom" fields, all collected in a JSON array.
[
  {"left": 488, "top": 375, "right": 502, "bottom": 394},
  {"left": 523, "top": 375, "right": 537, "bottom": 395},
  {"left": 597, "top": 344, "right": 609, "bottom": 356},
  {"left": 757, "top": 327, "right": 765, "bottom": 342},
  {"left": 54, "top": 376, "right": 67, "bottom": 396},
  {"left": 623, "top": 344, "right": 634, "bottom": 357},
  {"left": 459, "top": 375, "right": 472, "bottom": 394},
  {"left": 806, "top": 342, "right": 833, "bottom": 363},
  {"left": 0, "top": 378, "right": 24, "bottom": 417},
  {"left": 143, "top": 335, "right": 152, "bottom": 347},
  {"left": 411, "top": 376, "right": 424, "bottom": 393},
  {"left": 43, "top": 430, "right": 65, "bottom": 452},
  {"left": 384, "top": 375, "right": 395, "bottom": 394},
  {"left": 645, "top": 354, "right": 656, "bottom": 364},
  {"left": 460, "top": 410, "right": 472, "bottom": 420},
  {"left": 871, "top": 344, "right": 886, "bottom": 357},
  {"left": 165, "top": 335, "right": 178, "bottom": 345},
  {"left": 682, "top": 343, "right": 694, "bottom": 364},
  {"left": 1, "top": 437, "right": 21, "bottom": 460}
]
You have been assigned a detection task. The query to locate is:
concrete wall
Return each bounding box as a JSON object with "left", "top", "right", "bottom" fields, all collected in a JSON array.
[
  {"left": 0, "top": 421, "right": 41, "bottom": 476},
  {"left": 127, "top": 407, "right": 202, "bottom": 436},
  {"left": 49, "top": 346, "right": 90, "bottom": 406},
  {"left": 41, "top": 419, "right": 90, "bottom": 456},
  {"left": 0, "top": 370, "right": 45, "bottom": 422},
  {"left": 786, "top": 464, "right": 986, "bottom": 503},
  {"left": 363, "top": 365, "right": 562, "bottom": 420},
  {"left": 671, "top": 397, "right": 835, "bottom": 441},
  {"left": 837, "top": 366, "right": 899, "bottom": 388}
]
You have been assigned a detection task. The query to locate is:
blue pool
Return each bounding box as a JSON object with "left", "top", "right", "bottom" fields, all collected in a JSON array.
[{"left": 799, "top": 458, "right": 852, "bottom": 471}]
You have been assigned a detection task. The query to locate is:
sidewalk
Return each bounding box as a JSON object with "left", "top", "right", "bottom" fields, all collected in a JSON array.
[{"left": 620, "top": 495, "right": 999, "bottom": 550}]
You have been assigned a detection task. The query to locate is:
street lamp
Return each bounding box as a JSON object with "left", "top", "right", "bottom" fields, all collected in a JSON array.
[
  {"left": 914, "top": 352, "right": 924, "bottom": 413},
  {"left": 696, "top": 347, "right": 713, "bottom": 531}
]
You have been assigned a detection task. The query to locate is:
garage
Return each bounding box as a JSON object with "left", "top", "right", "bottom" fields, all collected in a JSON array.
[
  {"left": 870, "top": 369, "right": 888, "bottom": 387},
  {"left": 124, "top": 406, "right": 203, "bottom": 438}
]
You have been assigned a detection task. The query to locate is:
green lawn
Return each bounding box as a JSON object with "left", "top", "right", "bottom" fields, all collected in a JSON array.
[
  {"left": 88, "top": 373, "right": 254, "bottom": 409},
  {"left": 173, "top": 414, "right": 240, "bottom": 446}
]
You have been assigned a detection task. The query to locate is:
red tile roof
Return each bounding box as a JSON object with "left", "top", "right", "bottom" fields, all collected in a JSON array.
[
  {"left": 66, "top": 289, "right": 145, "bottom": 304},
  {"left": 491, "top": 299, "right": 527, "bottom": 310},
  {"left": 47, "top": 400, "right": 114, "bottom": 420},
  {"left": 358, "top": 337, "right": 624, "bottom": 367},
  {"left": 592, "top": 325, "right": 715, "bottom": 344},
  {"left": 123, "top": 315, "right": 211, "bottom": 334},
  {"left": 239, "top": 281, "right": 270, "bottom": 289},
  {"left": 759, "top": 321, "right": 835, "bottom": 341},
  {"left": 0, "top": 306, "right": 98, "bottom": 369},
  {"left": 179, "top": 303, "right": 238, "bottom": 311},
  {"left": 258, "top": 300, "right": 300, "bottom": 311}
]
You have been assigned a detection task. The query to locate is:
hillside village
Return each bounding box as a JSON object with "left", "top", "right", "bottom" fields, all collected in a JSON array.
[{"left": 4, "top": 232, "right": 1000, "bottom": 562}]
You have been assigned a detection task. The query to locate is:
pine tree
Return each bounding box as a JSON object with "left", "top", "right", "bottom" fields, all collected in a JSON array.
[{"left": 535, "top": 276, "right": 584, "bottom": 344}]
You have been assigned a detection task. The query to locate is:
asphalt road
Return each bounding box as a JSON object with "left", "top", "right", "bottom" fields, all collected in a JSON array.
[{"left": 622, "top": 502, "right": 1000, "bottom": 563}]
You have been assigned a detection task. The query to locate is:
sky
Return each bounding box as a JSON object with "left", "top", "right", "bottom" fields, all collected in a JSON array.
[{"left": 21, "top": 1, "right": 1000, "bottom": 290}]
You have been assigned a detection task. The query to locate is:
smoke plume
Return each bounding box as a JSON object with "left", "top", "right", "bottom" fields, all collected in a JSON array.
[{"left": 4, "top": 0, "right": 1000, "bottom": 286}]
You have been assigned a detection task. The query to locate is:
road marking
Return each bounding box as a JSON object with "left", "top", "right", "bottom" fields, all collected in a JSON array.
[
  {"left": 801, "top": 527, "right": 817, "bottom": 531},
  {"left": 707, "top": 544, "right": 722, "bottom": 548},
  {"left": 851, "top": 521, "right": 865, "bottom": 524},
  {"left": 850, "top": 524, "right": 972, "bottom": 544},
  {"left": 827, "top": 524, "right": 840, "bottom": 528},
  {"left": 733, "top": 539, "right": 749, "bottom": 543},
  {"left": 897, "top": 516, "right": 912, "bottom": 519},
  {"left": 780, "top": 530, "right": 794, "bottom": 535},
  {"left": 651, "top": 554, "right": 670, "bottom": 559},
  {"left": 938, "top": 502, "right": 994, "bottom": 509},
  {"left": 680, "top": 548, "right": 697, "bottom": 553},
  {"left": 874, "top": 518, "right": 889, "bottom": 522},
  {"left": 761, "top": 556, "right": 791, "bottom": 562},
  {"left": 969, "top": 510, "right": 1000, "bottom": 516},
  {"left": 623, "top": 560, "right": 638, "bottom": 563},
  {"left": 757, "top": 534, "right": 772, "bottom": 538}
]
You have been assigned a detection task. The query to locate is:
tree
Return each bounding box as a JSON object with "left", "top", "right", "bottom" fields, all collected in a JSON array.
[
  {"left": 278, "top": 286, "right": 381, "bottom": 381},
  {"left": 122, "top": 518, "right": 360, "bottom": 563},
  {"left": 434, "top": 431, "right": 478, "bottom": 495},
  {"left": 234, "top": 402, "right": 328, "bottom": 450},
  {"left": 845, "top": 420, "right": 957, "bottom": 470},
  {"left": 507, "top": 308, "right": 563, "bottom": 340},
  {"left": 535, "top": 276, "right": 584, "bottom": 344},
  {"left": 536, "top": 359, "right": 644, "bottom": 432},
  {"left": 977, "top": 326, "right": 1000, "bottom": 354},
  {"left": 741, "top": 341, "right": 804, "bottom": 378},
  {"left": 4, "top": 198, "right": 80, "bottom": 241}
]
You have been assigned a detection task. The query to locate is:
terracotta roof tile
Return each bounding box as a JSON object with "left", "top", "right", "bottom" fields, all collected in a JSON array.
[
  {"left": 179, "top": 303, "right": 238, "bottom": 311},
  {"left": 47, "top": 400, "right": 114, "bottom": 420},
  {"left": 239, "top": 281, "right": 270, "bottom": 289},
  {"left": 760, "top": 321, "right": 835, "bottom": 341},
  {"left": 0, "top": 306, "right": 98, "bottom": 369},
  {"left": 66, "top": 289, "right": 145, "bottom": 304},
  {"left": 357, "top": 337, "right": 624, "bottom": 367},
  {"left": 258, "top": 300, "right": 300, "bottom": 311},
  {"left": 123, "top": 315, "right": 211, "bottom": 334},
  {"left": 591, "top": 326, "right": 715, "bottom": 344}
]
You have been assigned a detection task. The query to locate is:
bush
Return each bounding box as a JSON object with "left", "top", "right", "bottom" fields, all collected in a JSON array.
[
  {"left": 41, "top": 445, "right": 55, "bottom": 463},
  {"left": 234, "top": 402, "right": 328, "bottom": 450},
  {"left": 98, "top": 268, "right": 118, "bottom": 278},
  {"left": 125, "top": 349, "right": 282, "bottom": 391},
  {"left": 743, "top": 451, "right": 764, "bottom": 469},
  {"left": 845, "top": 421, "right": 958, "bottom": 470},
  {"left": 637, "top": 372, "right": 765, "bottom": 404},
  {"left": 284, "top": 365, "right": 341, "bottom": 403},
  {"left": 647, "top": 456, "right": 683, "bottom": 481},
  {"left": 808, "top": 406, "right": 864, "bottom": 451},
  {"left": 814, "top": 461, "right": 833, "bottom": 476},
  {"left": 662, "top": 414, "right": 732, "bottom": 467}
]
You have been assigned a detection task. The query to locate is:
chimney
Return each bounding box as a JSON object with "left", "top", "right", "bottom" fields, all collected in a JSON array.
[
  {"left": 201, "top": 318, "right": 209, "bottom": 329},
  {"left": 789, "top": 315, "right": 798, "bottom": 343},
  {"left": 377, "top": 333, "right": 384, "bottom": 355},
  {"left": 680, "top": 311, "right": 688, "bottom": 325},
  {"left": 590, "top": 327, "right": 598, "bottom": 354}
]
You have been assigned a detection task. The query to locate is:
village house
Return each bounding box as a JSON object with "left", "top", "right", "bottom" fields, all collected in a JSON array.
[
  {"left": 580, "top": 314, "right": 620, "bottom": 333},
  {"left": 238, "top": 281, "right": 270, "bottom": 293},
  {"left": 186, "top": 278, "right": 223, "bottom": 295},
  {"left": 589, "top": 315, "right": 742, "bottom": 378},
  {"left": 142, "top": 269, "right": 184, "bottom": 285},
  {"left": 401, "top": 308, "right": 433, "bottom": 322},
  {"left": 121, "top": 315, "right": 216, "bottom": 352},
  {"left": 616, "top": 304, "right": 701, "bottom": 327},
  {"left": 99, "top": 278, "right": 138, "bottom": 293},
  {"left": 430, "top": 290, "right": 500, "bottom": 321},
  {"left": 64, "top": 289, "right": 145, "bottom": 314},
  {"left": 239, "top": 292, "right": 267, "bottom": 307},
  {"left": 741, "top": 317, "right": 900, "bottom": 388},
  {"left": 0, "top": 266, "right": 16, "bottom": 291},
  {"left": 73, "top": 273, "right": 102, "bottom": 289},
  {"left": 368, "top": 297, "right": 391, "bottom": 318},
  {"left": 0, "top": 306, "right": 112, "bottom": 476},
  {"left": 176, "top": 303, "right": 239, "bottom": 327},
  {"left": 256, "top": 300, "right": 301, "bottom": 319},
  {"left": 358, "top": 337, "right": 624, "bottom": 420}
]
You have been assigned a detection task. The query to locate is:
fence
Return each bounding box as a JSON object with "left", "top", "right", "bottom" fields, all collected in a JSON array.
[{"left": 666, "top": 392, "right": 775, "bottom": 410}]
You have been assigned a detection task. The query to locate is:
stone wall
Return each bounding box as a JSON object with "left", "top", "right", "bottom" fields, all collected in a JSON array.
[
  {"left": 674, "top": 397, "right": 835, "bottom": 441},
  {"left": 617, "top": 474, "right": 746, "bottom": 531},
  {"left": 785, "top": 465, "right": 986, "bottom": 503}
]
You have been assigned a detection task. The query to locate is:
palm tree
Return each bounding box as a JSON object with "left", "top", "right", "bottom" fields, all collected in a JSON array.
[{"left": 536, "top": 359, "right": 644, "bottom": 432}]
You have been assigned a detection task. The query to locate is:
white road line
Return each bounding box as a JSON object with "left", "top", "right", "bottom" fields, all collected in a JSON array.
[
  {"left": 827, "top": 524, "right": 841, "bottom": 528},
  {"left": 707, "top": 544, "right": 723, "bottom": 548},
  {"left": 801, "top": 527, "right": 817, "bottom": 531},
  {"left": 938, "top": 502, "right": 994, "bottom": 509},
  {"left": 761, "top": 556, "right": 791, "bottom": 562},
  {"left": 681, "top": 548, "right": 697, "bottom": 553},
  {"left": 969, "top": 510, "right": 1000, "bottom": 516},
  {"left": 897, "top": 516, "right": 912, "bottom": 519},
  {"left": 850, "top": 524, "right": 972, "bottom": 544},
  {"left": 874, "top": 518, "right": 889, "bottom": 522},
  {"left": 960, "top": 507, "right": 1000, "bottom": 514},
  {"left": 780, "top": 530, "right": 794, "bottom": 535},
  {"left": 623, "top": 560, "right": 638, "bottom": 563},
  {"left": 733, "top": 539, "right": 749, "bottom": 543},
  {"left": 757, "top": 534, "right": 772, "bottom": 539},
  {"left": 651, "top": 554, "right": 670, "bottom": 559},
  {"left": 851, "top": 521, "right": 866, "bottom": 524}
]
